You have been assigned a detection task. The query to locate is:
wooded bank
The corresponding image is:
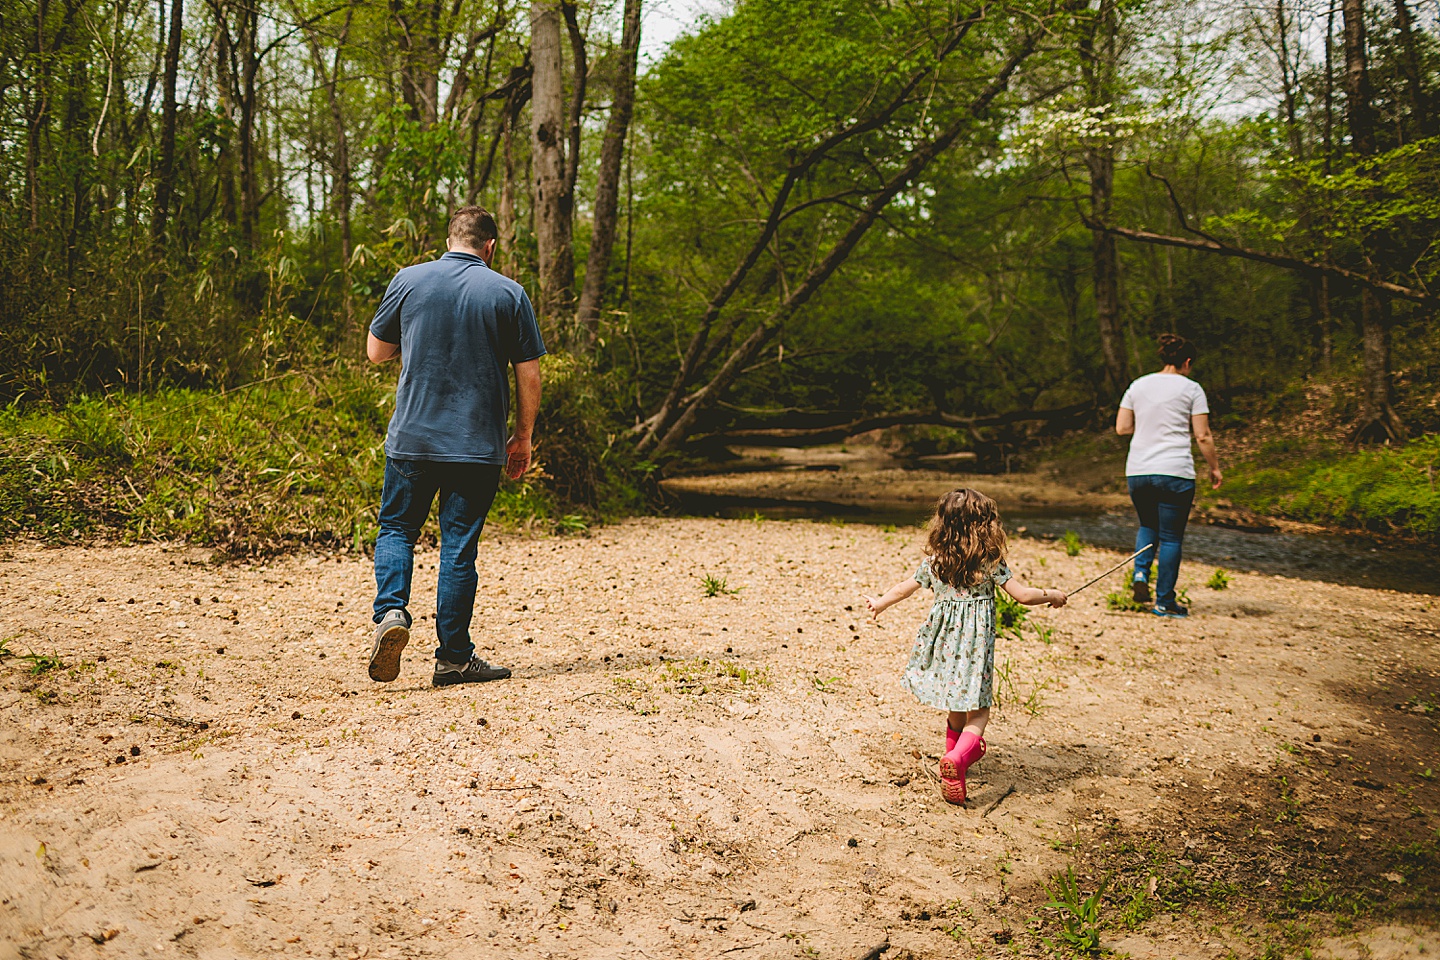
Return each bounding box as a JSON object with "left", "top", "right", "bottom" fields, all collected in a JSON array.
[{"left": 1, "top": 0, "right": 1437, "bottom": 480}]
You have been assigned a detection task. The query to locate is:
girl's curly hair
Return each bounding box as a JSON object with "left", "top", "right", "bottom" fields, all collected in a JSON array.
[{"left": 925, "top": 488, "right": 1007, "bottom": 588}]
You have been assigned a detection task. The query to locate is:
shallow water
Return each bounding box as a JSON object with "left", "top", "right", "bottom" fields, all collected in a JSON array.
[{"left": 671, "top": 490, "right": 1440, "bottom": 596}]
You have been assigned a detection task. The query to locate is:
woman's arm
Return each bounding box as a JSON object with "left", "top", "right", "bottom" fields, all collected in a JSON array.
[
  {"left": 1116, "top": 406, "right": 1135, "bottom": 436},
  {"left": 1002, "top": 577, "right": 1067, "bottom": 608},
  {"left": 1192, "top": 413, "right": 1222, "bottom": 489},
  {"left": 863, "top": 579, "right": 921, "bottom": 620}
]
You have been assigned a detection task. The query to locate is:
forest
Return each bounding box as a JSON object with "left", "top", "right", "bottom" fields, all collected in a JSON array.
[{"left": 1, "top": 0, "right": 1438, "bottom": 546}]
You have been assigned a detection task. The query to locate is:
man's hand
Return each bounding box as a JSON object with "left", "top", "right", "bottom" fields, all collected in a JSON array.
[{"left": 505, "top": 434, "right": 532, "bottom": 480}]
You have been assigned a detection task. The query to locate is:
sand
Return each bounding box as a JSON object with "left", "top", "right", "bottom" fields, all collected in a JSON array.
[{"left": 1, "top": 518, "right": 1437, "bottom": 959}]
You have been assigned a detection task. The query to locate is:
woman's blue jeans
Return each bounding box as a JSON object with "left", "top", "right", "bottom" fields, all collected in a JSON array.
[
  {"left": 1128, "top": 474, "right": 1196, "bottom": 608},
  {"left": 373, "top": 458, "right": 502, "bottom": 664}
]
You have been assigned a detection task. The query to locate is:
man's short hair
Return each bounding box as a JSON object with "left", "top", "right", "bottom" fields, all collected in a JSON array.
[{"left": 448, "top": 206, "right": 498, "bottom": 249}]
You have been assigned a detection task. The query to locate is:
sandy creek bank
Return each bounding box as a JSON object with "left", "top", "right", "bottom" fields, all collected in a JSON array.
[{"left": 1, "top": 518, "right": 1437, "bottom": 959}]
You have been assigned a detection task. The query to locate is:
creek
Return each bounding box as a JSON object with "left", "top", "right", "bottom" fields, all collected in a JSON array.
[{"left": 665, "top": 452, "right": 1440, "bottom": 596}]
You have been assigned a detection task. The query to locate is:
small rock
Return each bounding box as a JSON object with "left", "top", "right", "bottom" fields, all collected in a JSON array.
[
  {"left": 846, "top": 838, "right": 858, "bottom": 848},
  {"left": 291, "top": 711, "right": 302, "bottom": 720},
  {"left": 130, "top": 745, "right": 141, "bottom": 756}
]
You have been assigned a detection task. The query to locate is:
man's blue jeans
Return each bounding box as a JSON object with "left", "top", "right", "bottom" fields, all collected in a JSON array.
[
  {"left": 373, "top": 458, "right": 502, "bottom": 664},
  {"left": 1128, "top": 474, "right": 1196, "bottom": 609}
]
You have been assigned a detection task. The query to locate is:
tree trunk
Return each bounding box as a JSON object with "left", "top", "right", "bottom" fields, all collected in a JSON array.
[
  {"left": 1080, "top": 0, "right": 1127, "bottom": 396},
  {"left": 529, "top": 0, "right": 574, "bottom": 321},
  {"left": 1356, "top": 289, "right": 1406, "bottom": 441},
  {"left": 1391, "top": 0, "right": 1433, "bottom": 138},
  {"left": 498, "top": 82, "right": 522, "bottom": 279},
  {"left": 237, "top": 0, "right": 260, "bottom": 253},
  {"left": 150, "top": 0, "right": 183, "bottom": 246},
  {"left": 573, "top": 0, "right": 640, "bottom": 350},
  {"left": 1342, "top": 0, "right": 1404, "bottom": 442},
  {"left": 1342, "top": 0, "right": 1375, "bottom": 156}
]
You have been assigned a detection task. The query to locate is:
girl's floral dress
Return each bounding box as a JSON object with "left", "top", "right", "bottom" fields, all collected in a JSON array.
[{"left": 899, "top": 557, "right": 1012, "bottom": 711}]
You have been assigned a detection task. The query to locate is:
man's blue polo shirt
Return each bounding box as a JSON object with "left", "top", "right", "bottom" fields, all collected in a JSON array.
[{"left": 369, "top": 252, "right": 547, "bottom": 464}]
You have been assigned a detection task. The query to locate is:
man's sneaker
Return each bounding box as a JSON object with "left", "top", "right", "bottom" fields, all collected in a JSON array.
[
  {"left": 433, "top": 655, "right": 512, "bottom": 687},
  {"left": 1132, "top": 576, "right": 1151, "bottom": 605},
  {"left": 1153, "top": 603, "right": 1189, "bottom": 619},
  {"left": 368, "top": 609, "right": 410, "bottom": 682}
]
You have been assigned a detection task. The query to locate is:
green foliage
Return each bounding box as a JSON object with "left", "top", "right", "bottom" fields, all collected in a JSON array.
[
  {"left": 0, "top": 366, "right": 579, "bottom": 551},
  {"left": 1206, "top": 568, "right": 1232, "bottom": 590},
  {"left": 996, "top": 591, "right": 1029, "bottom": 638},
  {"left": 1106, "top": 590, "right": 1148, "bottom": 613},
  {"left": 1062, "top": 530, "right": 1083, "bottom": 557},
  {"left": 1217, "top": 434, "right": 1440, "bottom": 542},
  {"left": 532, "top": 354, "right": 653, "bottom": 516},
  {"left": 1041, "top": 867, "right": 1108, "bottom": 955},
  {"left": 700, "top": 574, "right": 739, "bottom": 597},
  {"left": 20, "top": 652, "right": 65, "bottom": 676}
]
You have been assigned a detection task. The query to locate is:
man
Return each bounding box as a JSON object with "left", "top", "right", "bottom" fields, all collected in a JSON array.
[{"left": 365, "top": 206, "right": 545, "bottom": 686}]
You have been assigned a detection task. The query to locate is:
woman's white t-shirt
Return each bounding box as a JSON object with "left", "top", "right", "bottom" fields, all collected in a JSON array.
[{"left": 1119, "top": 373, "right": 1209, "bottom": 479}]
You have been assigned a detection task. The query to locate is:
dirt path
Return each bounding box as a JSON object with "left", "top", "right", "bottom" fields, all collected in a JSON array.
[{"left": 1, "top": 519, "right": 1437, "bottom": 959}]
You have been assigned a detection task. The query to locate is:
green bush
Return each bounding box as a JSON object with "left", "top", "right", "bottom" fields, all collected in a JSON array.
[
  {"left": 1216, "top": 434, "right": 1440, "bottom": 541},
  {"left": 0, "top": 361, "right": 640, "bottom": 553}
]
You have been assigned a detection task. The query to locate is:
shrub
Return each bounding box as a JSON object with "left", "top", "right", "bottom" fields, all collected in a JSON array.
[{"left": 1216, "top": 434, "right": 1440, "bottom": 542}]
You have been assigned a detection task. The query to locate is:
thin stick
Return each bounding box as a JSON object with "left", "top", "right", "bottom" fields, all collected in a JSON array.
[{"left": 1066, "top": 548, "right": 1149, "bottom": 597}]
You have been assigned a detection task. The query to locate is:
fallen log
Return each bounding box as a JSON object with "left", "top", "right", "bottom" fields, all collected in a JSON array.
[{"left": 713, "top": 402, "right": 1094, "bottom": 447}]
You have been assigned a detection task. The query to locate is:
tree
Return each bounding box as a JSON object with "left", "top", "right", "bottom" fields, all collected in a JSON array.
[
  {"left": 528, "top": 0, "right": 580, "bottom": 322},
  {"left": 1079, "top": 0, "right": 1128, "bottom": 396},
  {"left": 1342, "top": 0, "right": 1406, "bottom": 443},
  {"left": 574, "top": 0, "right": 641, "bottom": 351}
]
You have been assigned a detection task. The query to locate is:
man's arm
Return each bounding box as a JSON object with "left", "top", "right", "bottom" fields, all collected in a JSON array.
[
  {"left": 505, "top": 359, "right": 542, "bottom": 480},
  {"left": 367, "top": 332, "right": 400, "bottom": 363},
  {"left": 1116, "top": 406, "right": 1135, "bottom": 436},
  {"left": 1192, "top": 413, "right": 1222, "bottom": 489}
]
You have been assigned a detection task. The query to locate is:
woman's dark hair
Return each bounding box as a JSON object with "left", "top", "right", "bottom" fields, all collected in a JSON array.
[
  {"left": 925, "top": 489, "right": 1007, "bottom": 588},
  {"left": 1157, "top": 333, "right": 1196, "bottom": 367}
]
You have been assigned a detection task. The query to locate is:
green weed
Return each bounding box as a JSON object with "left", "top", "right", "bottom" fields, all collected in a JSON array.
[
  {"left": 997, "top": 592, "right": 1029, "bottom": 638},
  {"left": 1206, "top": 568, "right": 1232, "bottom": 590},
  {"left": 700, "top": 574, "right": 740, "bottom": 597},
  {"left": 1106, "top": 590, "right": 1148, "bottom": 612},
  {"left": 20, "top": 651, "right": 64, "bottom": 676},
  {"left": 1041, "top": 866, "right": 1107, "bottom": 955},
  {"left": 0, "top": 634, "right": 14, "bottom": 660},
  {"left": 1063, "top": 530, "right": 1083, "bottom": 556}
]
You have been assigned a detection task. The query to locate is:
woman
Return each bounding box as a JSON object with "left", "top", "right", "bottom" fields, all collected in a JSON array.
[{"left": 1115, "top": 334, "right": 1223, "bottom": 618}]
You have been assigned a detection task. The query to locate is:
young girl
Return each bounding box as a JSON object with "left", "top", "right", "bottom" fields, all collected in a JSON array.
[{"left": 864, "top": 489, "right": 1066, "bottom": 805}]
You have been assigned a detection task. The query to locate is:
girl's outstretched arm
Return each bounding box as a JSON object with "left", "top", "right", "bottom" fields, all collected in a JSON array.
[
  {"left": 863, "top": 578, "right": 920, "bottom": 620},
  {"left": 1002, "top": 576, "right": 1067, "bottom": 608}
]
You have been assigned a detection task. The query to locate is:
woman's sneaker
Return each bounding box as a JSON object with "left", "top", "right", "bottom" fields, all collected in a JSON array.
[
  {"left": 1153, "top": 603, "right": 1189, "bottom": 619},
  {"left": 368, "top": 609, "right": 410, "bottom": 682},
  {"left": 433, "top": 655, "right": 512, "bottom": 686},
  {"left": 1132, "top": 574, "right": 1151, "bottom": 605}
]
